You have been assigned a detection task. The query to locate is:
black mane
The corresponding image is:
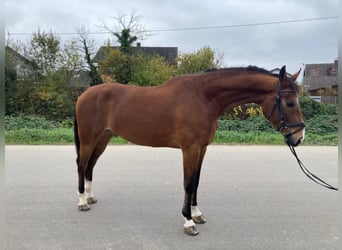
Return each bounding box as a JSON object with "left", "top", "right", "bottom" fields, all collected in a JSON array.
[
  {"left": 204, "top": 66, "right": 276, "bottom": 76},
  {"left": 246, "top": 66, "right": 276, "bottom": 76}
]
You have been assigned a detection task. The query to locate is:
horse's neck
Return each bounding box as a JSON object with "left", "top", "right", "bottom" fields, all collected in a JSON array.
[{"left": 201, "top": 73, "right": 277, "bottom": 115}]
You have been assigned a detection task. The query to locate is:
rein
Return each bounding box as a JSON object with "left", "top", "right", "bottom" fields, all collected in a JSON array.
[
  {"left": 268, "top": 79, "right": 337, "bottom": 191},
  {"left": 288, "top": 144, "right": 338, "bottom": 191}
]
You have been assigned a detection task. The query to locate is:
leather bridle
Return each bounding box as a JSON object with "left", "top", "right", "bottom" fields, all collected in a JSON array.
[
  {"left": 268, "top": 79, "right": 337, "bottom": 191},
  {"left": 267, "top": 79, "right": 305, "bottom": 144}
]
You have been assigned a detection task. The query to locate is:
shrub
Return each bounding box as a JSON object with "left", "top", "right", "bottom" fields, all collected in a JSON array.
[
  {"left": 175, "top": 46, "right": 223, "bottom": 75},
  {"left": 218, "top": 113, "right": 337, "bottom": 136},
  {"left": 5, "top": 115, "right": 60, "bottom": 130},
  {"left": 218, "top": 116, "right": 275, "bottom": 133},
  {"left": 130, "top": 56, "right": 173, "bottom": 86},
  {"left": 305, "top": 114, "right": 338, "bottom": 134},
  {"left": 300, "top": 95, "right": 323, "bottom": 119},
  {"left": 60, "top": 118, "right": 75, "bottom": 128}
]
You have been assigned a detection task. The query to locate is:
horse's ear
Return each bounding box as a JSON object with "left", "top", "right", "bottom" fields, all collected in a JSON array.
[
  {"left": 279, "top": 65, "right": 287, "bottom": 82},
  {"left": 291, "top": 68, "right": 301, "bottom": 82}
]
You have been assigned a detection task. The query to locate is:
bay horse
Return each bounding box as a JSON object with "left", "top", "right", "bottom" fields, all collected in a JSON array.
[{"left": 74, "top": 66, "right": 305, "bottom": 235}]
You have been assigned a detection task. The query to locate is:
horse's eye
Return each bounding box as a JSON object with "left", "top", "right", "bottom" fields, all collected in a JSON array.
[{"left": 286, "top": 102, "right": 295, "bottom": 108}]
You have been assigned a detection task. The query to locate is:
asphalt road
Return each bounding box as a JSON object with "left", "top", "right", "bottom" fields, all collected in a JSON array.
[{"left": 5, "top": 145, "right": 338, "bottom": 250}]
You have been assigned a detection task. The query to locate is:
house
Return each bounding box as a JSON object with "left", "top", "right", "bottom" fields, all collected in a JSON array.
[
  {"left": 93, "top": 42, "right": 178, "bottom": 65},
  {"left": 302, "top": 60, "right": 338, "bottom": 104},
  {"left": 5, "top": 46, "right": 36, "bottom": 80}
]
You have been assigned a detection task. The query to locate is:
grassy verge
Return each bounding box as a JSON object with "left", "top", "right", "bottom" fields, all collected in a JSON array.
[
  {"left": 5, "top": 128, "right": 337, "bottom": 146},
  {"left": 5, "top": 128, "right": 128, "bottom": 145},
  {"left": 215, "top": 131, "right": 338, "bottom": 145}
]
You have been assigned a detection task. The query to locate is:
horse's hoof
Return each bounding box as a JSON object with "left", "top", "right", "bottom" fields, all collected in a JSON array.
[
  {"left": 184, "top": 226, "right": 199, "bottom": 236},
  {"left": 87, "top": 197, "right": 97, "bottom": 204},
  {"left": 78, "top": 204, "right": 90, "bottom": 211},
  {"left": 192, "top": 214, "right": 206, "bottom": 224}
]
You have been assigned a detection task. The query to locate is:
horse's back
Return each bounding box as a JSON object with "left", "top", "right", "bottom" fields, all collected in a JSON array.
[{"left": 77, "top": 83, "right": 126, "bottom": 105}]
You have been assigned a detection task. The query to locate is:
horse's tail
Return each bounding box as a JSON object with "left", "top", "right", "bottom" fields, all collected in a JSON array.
[{"left": 74, "top": 115, "right": 80, "bottom": 163}]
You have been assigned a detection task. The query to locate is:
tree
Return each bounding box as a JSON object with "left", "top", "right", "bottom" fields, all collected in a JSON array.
[
  {"left": 59, "top": 39, "right": 83, "bottom": 77},
  {"left": 26, "top": 31, "right": 83, "bottom": 119},
  {"left": 99, "top": 46, "right": 142, "bottom": 84},
  {"left": 99, "top": 48, "right": 174, "bottom": 86},
  {"left": 99, "top": 10, "right": 161, "bottom": 84},
  {"left": 114, "top": 28, "right": 137, "bottom": 54},
  {"left": 77, "top": 26, "right": 103, "bottom": 86},
  {"left": 28, "top": 30, "right": 61, "bottom": 77},
  {"left": 5, "top": 30, "right": 84, "bottom": 120},
  {"left": 175, "top": 46, "right": 223, "bottom": 75},
  {"left": 101, "top": 9, "right": 152, "bottom": 54},
  {"left": 131, "top": 55, "right": 173, "bottom": 86}
]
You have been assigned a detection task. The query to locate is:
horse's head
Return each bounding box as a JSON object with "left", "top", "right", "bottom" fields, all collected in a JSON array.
[{"left": 263, "top": 66, "right": 305, "bottom": 147}]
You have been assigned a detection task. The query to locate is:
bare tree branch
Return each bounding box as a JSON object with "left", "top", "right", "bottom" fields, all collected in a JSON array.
[{"left": 99, "top": 9, "right": 154, "bottom": 42}]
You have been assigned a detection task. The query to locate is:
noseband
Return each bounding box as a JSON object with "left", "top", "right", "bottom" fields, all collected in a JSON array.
[{"left": 267, "top": 80, "right": 305, "bottom": 141}]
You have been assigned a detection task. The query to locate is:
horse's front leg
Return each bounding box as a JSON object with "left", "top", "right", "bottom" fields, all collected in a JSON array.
[
  {"left": 181, "top": 146, "right": 206, "bottom": 236},
  {"left": 190, "top": 146, "right": 207, "bottom": 224}
]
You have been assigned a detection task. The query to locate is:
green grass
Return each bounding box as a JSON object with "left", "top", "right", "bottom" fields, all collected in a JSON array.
[
  {"left": 5, "top": 128, "right": 128, "bottom": 145},
  {"left": 5, "top": 128, "right": 337, "bottom": 146},
  {"left": 5, "top": 128, "right": 74, "bottom": 145},
  {"left": 214, "top": 131, "right": 284, "bottom": 145}
]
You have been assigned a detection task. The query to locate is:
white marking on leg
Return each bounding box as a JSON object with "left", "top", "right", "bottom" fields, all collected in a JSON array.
[
  {"left": 78, "top": 192, "right": 88, "bottom": 206},
  {"left": 85, "top": 180, "right": 95, "bottom": 199},
  {"left": 191, "top": 206, "right": 202, "bottom": 217},
  {"left": 183, "top": 217, "right": 195, "bottom": 228}
]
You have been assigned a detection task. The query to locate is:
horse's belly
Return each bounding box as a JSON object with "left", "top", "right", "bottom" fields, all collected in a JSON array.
[
  {"left": 116, "top": 128, "right": 178, "bottom": 148},
  {"left": 111, "top": 116, "right": 178, "bottom": 148}
]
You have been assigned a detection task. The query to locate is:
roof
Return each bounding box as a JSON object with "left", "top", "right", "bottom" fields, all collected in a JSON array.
[
  {"left": 302, "top": 60, "right": 338, "bottom": 91},
  {"left": 93, "top": 45, "right": 178, "bottom": 65},
  {"left": 5, "top": 46, "right": 35, "bottom": 68}
]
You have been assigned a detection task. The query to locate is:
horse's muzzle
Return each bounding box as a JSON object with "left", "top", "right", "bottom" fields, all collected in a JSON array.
[
  {"left": 284, "top": 133, "right": 304, "bottom": 147},
  {"left": 281, "top": 125, "right": 305, "bottom": 147},
  {"left": 286, "top": 136, "right": 302, "bottom": 147}
]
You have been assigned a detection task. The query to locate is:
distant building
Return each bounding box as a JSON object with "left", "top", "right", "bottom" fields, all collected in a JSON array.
[
  {"left": 5, "top": 46, "right": 36, "bottom": 80},
  {"left": 93, "top": 43, "right": 178, "bottom": 65},
  {"left": 302, "top": 60, "right": 338, "bottom": 104}
]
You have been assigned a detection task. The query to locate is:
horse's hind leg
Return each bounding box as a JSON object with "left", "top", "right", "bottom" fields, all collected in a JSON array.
[
  {"left": 77, "top": 144, "right": 94, "bottom": 211},
  {"left": 84, "top": 130, "right": 113, "bottom": 205}
]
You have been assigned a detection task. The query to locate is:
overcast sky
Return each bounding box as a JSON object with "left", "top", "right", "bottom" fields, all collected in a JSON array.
[{"left": 5, "top": 0, "right": 338, "bottom": 82}]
